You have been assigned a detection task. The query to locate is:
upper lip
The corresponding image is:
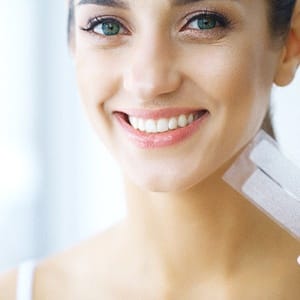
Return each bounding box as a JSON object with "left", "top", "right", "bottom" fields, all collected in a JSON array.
[{"left": 114, "top": 107, "right": 208, "bottom": 120}]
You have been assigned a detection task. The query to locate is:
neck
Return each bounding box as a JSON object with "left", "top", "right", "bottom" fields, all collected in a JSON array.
[{"left": 123, "top": 163, "right": 283, "bottom": 282}]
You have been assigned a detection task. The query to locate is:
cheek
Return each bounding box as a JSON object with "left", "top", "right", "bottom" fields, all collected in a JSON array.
[
  {"left": 187, "top": 41, "right": 273, "bottom": 118},
  {"left": 186, "top": 44, "right": 268, "bottom": 105},
  {"left": 75, "top": 50, "right": 120, "bottom": 107},
  {"left": 180, "top": 41, "right": 275, "bottom": 161},
  {"left": 74, "top": 49, "right": 123, "bottom": 145}
]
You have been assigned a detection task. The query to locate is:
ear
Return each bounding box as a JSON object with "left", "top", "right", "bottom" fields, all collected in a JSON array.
[{"left": 274, "top": 5, "right": 300, "bottom": 86}]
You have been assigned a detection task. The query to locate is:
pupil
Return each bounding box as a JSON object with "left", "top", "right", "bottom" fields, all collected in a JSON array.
[
  {"left": 198, "top": 17, "right": 216, "bottom": 30},
  {"left": 102, "top": 22, "right": 120, "bottom": 35}
]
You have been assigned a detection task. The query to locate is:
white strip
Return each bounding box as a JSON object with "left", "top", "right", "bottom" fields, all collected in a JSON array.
[
  {"left": 16, "top": 260, "right": 37, "bottom": 300},
  {"left": 242, "top": 169, "right": 300, "bottom": 239},
  {"left": 250, "top": 140, "right": 300, "bottom": 200}
]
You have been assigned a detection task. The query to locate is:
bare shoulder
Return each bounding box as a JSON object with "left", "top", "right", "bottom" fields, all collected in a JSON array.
[
  {"left": 0, "top": 268, "right": 17, "bottom": 300},
  {"left": 35, "top": 222, "right": 127, "bottom": 299}
]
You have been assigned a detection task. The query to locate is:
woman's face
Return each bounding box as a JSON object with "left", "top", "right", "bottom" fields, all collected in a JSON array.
[{"left": 73, "top": 0, "right": 283, "bottom": 192}]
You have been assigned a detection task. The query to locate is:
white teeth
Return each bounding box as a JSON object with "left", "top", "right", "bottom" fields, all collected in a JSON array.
[
  {"left": 168, "top": 117, "right": 178, "bottom": 130},
  {"left": 157, "top": 118, "right": 169, "bottom": 133},
  {"left": 178, "top": 114, "right": 188, "bottom": 128},
  {"left": 129, "top": 116, "right": 139, "bottom": 129},
  {"left": 145, "top": 119, "right": 157, "bottom": 133},
  {"left": 138, "top": 119, "right": 145, "bottom": 131},
  {"left": 128, "top": 112, "right": 201, "bottom": 133}
]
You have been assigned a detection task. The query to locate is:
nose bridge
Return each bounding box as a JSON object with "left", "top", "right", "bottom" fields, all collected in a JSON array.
[{"left": 123, "top": 31, "right": 181, "bottom": 100}]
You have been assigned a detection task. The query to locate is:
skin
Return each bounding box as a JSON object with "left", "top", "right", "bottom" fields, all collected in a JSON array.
[
  {"left": 1, "top": 0, "right": 300, "bottom": 299},
  {"left": 75, "top": 0, "right": 276, "bottom": 193}
]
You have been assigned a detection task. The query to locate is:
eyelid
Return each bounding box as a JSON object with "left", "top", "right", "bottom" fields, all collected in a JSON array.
[
  {"left": 181, "top": 10, "right": 231, "bottom": 30},
  {"left": 80, "top": 15, "right": 130, "bottom": 34}
]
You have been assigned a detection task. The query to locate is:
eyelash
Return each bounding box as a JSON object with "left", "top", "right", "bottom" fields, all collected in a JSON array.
[
  {"left": 80, "top": 11, "right": 231, "bottom": 38},
  {"left": 183, "top": 11, "right": 231, "bottom": 31},
  {"left": 81, "top": 16, "right": 128, "bottom": 36}
]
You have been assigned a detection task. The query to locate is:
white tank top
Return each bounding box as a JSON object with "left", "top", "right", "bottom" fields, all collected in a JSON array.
[{"left": 16, "top": 260, "right": 37, "bottom": 300}]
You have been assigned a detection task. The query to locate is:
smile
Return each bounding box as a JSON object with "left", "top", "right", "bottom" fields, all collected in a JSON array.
[
  {"left": 128, "top": 112, "right": 205, "bottom": 134},
  {"left": 114, "top": 108, "right": 209, "bottom": 148}
]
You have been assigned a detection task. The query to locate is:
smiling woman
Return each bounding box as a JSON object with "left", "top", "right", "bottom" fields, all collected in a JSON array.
[{"left": 1, "top": 0, "right": 300, "bottom": 299}]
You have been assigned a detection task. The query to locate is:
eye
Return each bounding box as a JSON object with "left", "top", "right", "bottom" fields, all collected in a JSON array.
[
  {"left": 185, "top": 12, "right": 229, "bottom": 31},
  {"left": 81, "top": 17, "right": 127, "bottom": 36}
]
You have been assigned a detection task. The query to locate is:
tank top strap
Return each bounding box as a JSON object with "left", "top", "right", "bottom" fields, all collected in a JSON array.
[{"left": 16, "top": 260, "right": 37, "bottom": 300}]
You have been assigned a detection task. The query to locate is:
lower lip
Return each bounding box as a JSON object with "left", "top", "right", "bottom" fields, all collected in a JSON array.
[{"left": 114, "top": 111, "right": 209, "bottom": 149}]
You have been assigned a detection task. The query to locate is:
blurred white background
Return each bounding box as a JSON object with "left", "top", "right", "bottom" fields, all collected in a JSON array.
[
  {"left": 0, "top": 0, "right": 125, "bottom": 271},
  {"left": 0, "top": 1, "right": 299, "bottom": 271}
]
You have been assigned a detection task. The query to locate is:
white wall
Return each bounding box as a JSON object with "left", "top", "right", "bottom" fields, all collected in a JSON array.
[
  {"left": 0, "top": 0, "right": 41, "bottom": 270},
  {"left": 273, "top": 71, "right": 300, "bottom": 167}
]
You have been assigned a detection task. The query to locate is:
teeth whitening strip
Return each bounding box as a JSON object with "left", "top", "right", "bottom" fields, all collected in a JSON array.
[
  {"left": 249, "top": 140, "right": 300, "bottom": 200},
  {"left": 223, "top": 131, "right": 300, "bottom": 241},
  {"left": 245, "top": 139, "right": 300, "bottom": 239},
  {"left": 242, "top": 169, "right": 300, "bottom": 239}
]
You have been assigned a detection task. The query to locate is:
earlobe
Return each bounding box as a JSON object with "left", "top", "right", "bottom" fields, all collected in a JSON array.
[{"left": 274, "top": 9, "right": 300, "bottom": 87}]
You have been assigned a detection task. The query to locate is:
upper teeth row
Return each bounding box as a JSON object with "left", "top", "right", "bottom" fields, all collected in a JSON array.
[{"left": 128, "top": 113, "right": 195, "bottom": 133}]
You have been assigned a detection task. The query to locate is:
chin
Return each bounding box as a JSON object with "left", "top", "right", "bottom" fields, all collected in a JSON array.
[
  {"left": 125, "top": 165, "right": 214, "bottom": 193},
  {"left": 123, "top": 147, "right": 242, "bottom": 193}
]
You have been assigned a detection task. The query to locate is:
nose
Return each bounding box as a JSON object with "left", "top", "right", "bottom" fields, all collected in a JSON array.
[{"left": 123, "top": 38, "right": 182, "bottom": 101}]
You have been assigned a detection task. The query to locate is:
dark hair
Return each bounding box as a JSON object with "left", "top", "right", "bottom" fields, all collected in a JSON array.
[
  {"left": 68, "top": 0, "right": 297, "bottom": 44},
  {"left": 269, "top": 0, "right": 297, "bottom": 44},
  {"left": 68, "top": 0, "right": 75, "bottom": 45}
]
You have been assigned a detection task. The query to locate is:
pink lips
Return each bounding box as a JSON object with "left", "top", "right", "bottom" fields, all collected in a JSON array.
[{"left": 114, "top": 108, "right": 209, "bottom": 149}]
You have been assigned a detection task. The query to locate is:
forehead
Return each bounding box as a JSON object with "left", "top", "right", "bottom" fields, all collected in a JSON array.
[{"left": 74, "top": 0, "right": 242, "bottom": 8}]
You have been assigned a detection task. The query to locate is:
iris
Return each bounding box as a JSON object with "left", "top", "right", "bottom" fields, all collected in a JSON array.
[
  {"left": 99, "top": 21, "right": 121, "bottom": 36},
  {"left": 197, "top": 16, "right": 217, "bottom": 30}
]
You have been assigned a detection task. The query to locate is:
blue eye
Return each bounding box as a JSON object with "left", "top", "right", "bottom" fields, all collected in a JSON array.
[
  {"left": 94, "top": 20, "right": 121, "bottom": 36},
  {"left": 187, "top": 13, "right": 228, "bottom": 30},
  {"left": 197, "top": 16, "right": 217, "bottom": 30},
  {"left": 82, "top": 17, "right": 126, "bottom": 36}
]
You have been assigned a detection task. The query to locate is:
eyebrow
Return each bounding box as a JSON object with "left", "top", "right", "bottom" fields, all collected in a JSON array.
[
  {"left": 77, "top": 0, "right": 239, "bottom": 8},
  {"left": 77, "top": 0, "right": 128, "bottom": 8},
  {"left": 173, "top": 0, "right": 210, "bottom": 5},
  {"left": 173, "top": 0, "right": 240, "bottom": 4}
]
